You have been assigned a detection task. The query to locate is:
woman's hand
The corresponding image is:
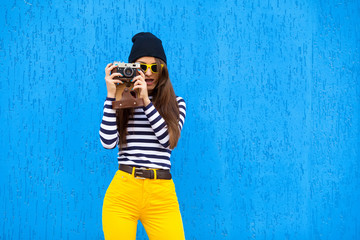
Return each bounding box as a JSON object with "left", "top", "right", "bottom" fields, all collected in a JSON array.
[
  {"left": 104, "top": 63, "right": 123, "bottom": 98},
  {"left": 132, "top": 69, "right": 151, "bottom": 106}
]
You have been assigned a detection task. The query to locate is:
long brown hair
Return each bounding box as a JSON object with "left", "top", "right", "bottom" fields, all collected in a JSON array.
[{"left": 116, "top": 58, "right": 180, "bottom": 149}]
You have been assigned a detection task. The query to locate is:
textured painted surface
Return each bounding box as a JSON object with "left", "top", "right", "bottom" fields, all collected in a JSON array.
[{"left": 1, "top": 0, "right": 360, "bottom": 239}]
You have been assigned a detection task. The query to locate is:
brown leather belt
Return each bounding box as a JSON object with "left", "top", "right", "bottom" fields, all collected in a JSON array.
[{"left": 119, "top": 164, "right": 172, "bottom": 180}]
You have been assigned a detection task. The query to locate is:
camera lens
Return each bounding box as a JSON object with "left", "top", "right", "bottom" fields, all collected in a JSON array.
[{"left": 124, "top": 67, "right": 133, "bottom": 77}]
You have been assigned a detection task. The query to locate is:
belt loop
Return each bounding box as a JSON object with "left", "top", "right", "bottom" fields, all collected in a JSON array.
[
  {"left": 153, "top": 169, "right": 157, "bottom": 180},
  {"left": 131, "top": 166, "right": 135, "bottom": 176}
]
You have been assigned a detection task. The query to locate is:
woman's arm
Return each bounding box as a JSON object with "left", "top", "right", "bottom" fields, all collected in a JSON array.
[
  {"left": 99, "top": 97, "right": 119, "bottom": 149},
  {"left": 143, "top": 97, "right": 186, "bottom": 149},
  {"left": 177, "top": 97, "right": 186, "bottom": 131},
  {"left": 132, "top": 69, "right": 186, "bottom": 148},
  {"left": 99, "top": 63, "right": 123, "bottom": 149}
]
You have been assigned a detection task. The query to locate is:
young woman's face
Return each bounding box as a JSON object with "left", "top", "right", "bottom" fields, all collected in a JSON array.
[{"left": 136, "top": 56, "right": 160, "bottom": 92}]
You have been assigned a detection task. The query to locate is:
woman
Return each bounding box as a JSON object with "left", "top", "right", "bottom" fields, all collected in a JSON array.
[{"left": 99, "top": 32, "right": 186, "bottom": 240}]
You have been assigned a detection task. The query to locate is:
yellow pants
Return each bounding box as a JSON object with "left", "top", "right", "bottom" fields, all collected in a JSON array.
[{"left": 102, "top": 169, "right": 185, "bottom": 240}]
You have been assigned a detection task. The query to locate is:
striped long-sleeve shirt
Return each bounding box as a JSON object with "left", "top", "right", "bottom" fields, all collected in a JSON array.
[{"left": 99, "top": 96, "right": 186, "bottom": 169}]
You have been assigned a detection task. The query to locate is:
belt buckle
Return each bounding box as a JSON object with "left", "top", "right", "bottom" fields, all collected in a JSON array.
[{"left": 134, "top": 167, "right": 147, "bottom": 179}]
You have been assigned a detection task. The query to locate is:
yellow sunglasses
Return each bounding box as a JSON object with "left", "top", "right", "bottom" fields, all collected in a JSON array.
[{"left": 139, "top": 63, "right": 164, "bottom": 73}]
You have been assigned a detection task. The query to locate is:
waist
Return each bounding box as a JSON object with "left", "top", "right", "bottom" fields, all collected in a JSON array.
[{"left": 119, "top": 164, "right": 172, "bottom": 180}]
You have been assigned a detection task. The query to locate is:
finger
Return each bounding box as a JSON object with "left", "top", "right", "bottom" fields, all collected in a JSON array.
[
  {"left": 106, "top": 78, "right": 123, "bottom": 84},
  {"left": 105, "top": 63, "right": 112, "bottom": 75},
  {"left": 105, "top": 64, "right": 118, "bottom": 74},
  {"left": 105, "top": 64, "right": 118, "bottom": 76},
  {"left": 132, "top": 81, "right": 140, "bottom": 87},
  {"left": 133, "top": 78, "right": 146, "bottom": 87},
  {"left": 132, "top": 85, "right": 143, "bottom": 91},
  {"left": 131, "top": 75, "right": 145, "bottom": 83},
  {"left": 115, "top": 80, "right": 123, "bottom": 84},
  {"left": 110, "top": 79, "right": 123, "bottom": 83},
  {"left": 133, "top": 79, "right": 146, "bottom": 86},
  {"left": 137, "top": 69, "right": 145, "bottom": 78},
  {"left": 110, "top": 72, "right": 123, "bottom": 78},
  {"left": 108, "top": 64, "right": 118, "bottom": 71},
  {"left": 105, "top": 63, "right": 112, "bottom": 69}
]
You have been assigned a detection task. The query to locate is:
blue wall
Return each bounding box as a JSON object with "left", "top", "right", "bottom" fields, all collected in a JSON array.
[{"left": 1, "top": 0, "right": 359, "bottom": 239}]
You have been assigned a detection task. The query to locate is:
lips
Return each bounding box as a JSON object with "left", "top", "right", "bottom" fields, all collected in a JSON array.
[{"left": 145, "top": 79, "right": 155, "bottom": 86}]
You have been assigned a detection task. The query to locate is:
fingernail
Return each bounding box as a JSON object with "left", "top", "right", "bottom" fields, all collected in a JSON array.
[
  {"left": 131, "top": 88, "right": 134, "bottom": 90},
  {"left": 137, "top": 69, "right": 141, "bottom": 71},
  {"left": 131, "top": 79, "right": 133, "bottom": 82}
]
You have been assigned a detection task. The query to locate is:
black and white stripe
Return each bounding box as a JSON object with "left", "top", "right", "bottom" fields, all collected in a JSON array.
[{"left": 99, "top": 96, "right": 186, "bottom": 169}]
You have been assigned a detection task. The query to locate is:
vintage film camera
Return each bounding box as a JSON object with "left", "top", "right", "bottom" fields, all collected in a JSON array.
[{"left": 110, "top": 62, "right": 144, "bottom": 109}]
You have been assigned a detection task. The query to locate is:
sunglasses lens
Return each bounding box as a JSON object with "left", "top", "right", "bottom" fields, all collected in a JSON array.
[
  {"left": 151, "top": 64, "right": 158, "bottom": 73},
  {"left": 140, "top": 64, "right": 147, "bottom": 71}
]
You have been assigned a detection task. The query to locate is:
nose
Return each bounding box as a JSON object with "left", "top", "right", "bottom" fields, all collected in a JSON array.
[{"left": 145, "top": 67, "right": 152, "bottom": 76}]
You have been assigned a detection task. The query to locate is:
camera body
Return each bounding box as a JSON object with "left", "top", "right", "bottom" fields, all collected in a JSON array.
[
  {"left": 110, "top": 62, "right": 144, "bottom": 109},
  {"left": 111, "top": 62, "right": 140, "bottom": 80}
]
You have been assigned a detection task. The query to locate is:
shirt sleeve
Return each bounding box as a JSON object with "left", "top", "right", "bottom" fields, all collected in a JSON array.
[
  {"left": 177, "top": 97, "right": 186, "bottom": 131},
  {"left": 99, "top": 97, "right": 119, "bottom": 149},
  {"left": 143, "top": 97, "right": 187, "bottom": 149}
]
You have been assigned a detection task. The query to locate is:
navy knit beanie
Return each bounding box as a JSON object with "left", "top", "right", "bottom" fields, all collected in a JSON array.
[{"left": 128, "top": 32, "right": 167, "bottom": 64}]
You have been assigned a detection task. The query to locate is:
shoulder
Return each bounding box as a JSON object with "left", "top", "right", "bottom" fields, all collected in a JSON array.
[
  {"left": 176, "top": 96, "right": 186, "bottom": 104},
  {"left": 176, "top": 96, "right": 186, "bottom": 110}
]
